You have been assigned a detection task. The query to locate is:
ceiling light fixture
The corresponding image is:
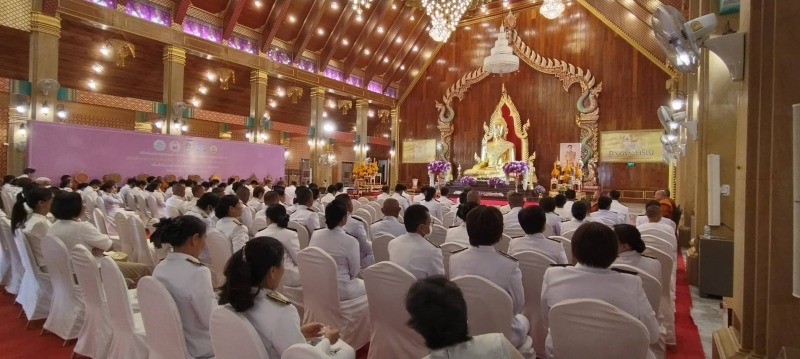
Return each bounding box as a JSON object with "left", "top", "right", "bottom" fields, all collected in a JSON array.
[
  {"left": 15, "top": 102, "right": 27, "bottom": 114},
  {"left": 351, "top": 0, "right": 373, "bottom": 15},
  {"left": 92, "top": 63, "right": 104, "bottom": 74},
  {"left": 100, "top": 44, "right": 110, "bottom": 56},
  {"left": 383, "top": 57, "right": 389, "bottom": 63},
  {"left": 331, "top": 1, "right": 339, "bottom": 10},
  {"left": 87, "top": 79, "right": 98, "bottom": 90},
  {"left": 377, "top": 26, "right": 385, "bottom": 33},
  {"left": 396, "top": 37, "right": 402, "bottom": 43},
  {"left": 539, "top": 0, "right": 566, "bottom": 19},
  {"left": 483, "top": 26, "right": 519, "bottom": 74},
  {"left": 190, "top": 97, "right": 201, "bottom": 107},
  {"left": 206, "top": 71, "right": 217, "bottom": 81},
  {"left": 356, "top": 14, "right": 363, "bottom": 22},
  {"left": 199, "top": 85, "right": 208, "bottom": 95},
  {"left": 317, "top": 28, "right": 325, "bottom": 35},
  {"left": 288, "top": 15, "right": 296, "bottom": 23},
  {"left": 421, "top": 0, "right": 471, "bottom": 42},
  {"left": 400, "top": 65, "right": 406, "bottom": 70},
  {"left": 56, "top": 104, "right": 68, "bottom": 120},
  {"left": 254, "top": 0, "right": 262, "bottom": 8},
  {"left": 364, "top": 48, "right": 371, "bottom": 55},
  {"left": 412, "top": 45, "right": 419, "bottom": 52},
  {"left": 410, "top": 15, "right": 415, "bottom": 20},
  {"left": 342, "top": 38, "right": 349, "bottom": 45}
]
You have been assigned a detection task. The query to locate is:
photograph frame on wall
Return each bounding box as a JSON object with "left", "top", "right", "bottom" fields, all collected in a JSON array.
[
  {"left": 599, "top": 129, "right": 664, "bottom": 163},
  {"left": 559, "top": 143, "right": 582, "bottom": 168},
  {"left": 401, "top": 139, "right": 437, "bottom": 164}
]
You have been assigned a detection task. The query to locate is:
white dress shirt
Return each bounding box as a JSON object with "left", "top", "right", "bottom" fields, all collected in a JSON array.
[
  {"left": 185, "top": 207, "right": 214, "bottom": 229},
  {"left": 23, "top": 213, "right": 52, "bottom": 269},
  {"left": 247, "top": 198, "right": 265, "bottom": 213},
  {"left": 153, "top": 252, "right": 216, "bottom": 359},
  {"left": 215, "top": 217, "right": 249, "bottom": 253},
  {"left": 507, "top": 233, "right": 568, "bottom": 264},
  {"left": 47, "top": 219, "right": 113, "bottom": 256},
  {"left": 390, "top": 193, "right": 410, "bottom": 210},
  {"left": 284, "top": 185, "right": 297, "bottom": 205},
  {"left": 165, "top": 196, "right": 187, "bottom": 218},
  {"left": 256, "top": 224, "right": 301, "bottom": 288},
  {"left": 613, "top": 251, "right": 662, "bottom": 283},
  {"left": 388, "top": 232, "right": 444, "bottom": 279},
  {"left": 545, "top": 212, "right": 562, "bottom": 236},
  {"left": 419, "top": 199, "right": 443, "bottom": 222},
  {"left": 423, "top": 333, "right": 517, "bottom": 359},
  {"left": 343, "top": 215, "right": 373, "bottom": 268},
  {"left": 149, "top": 190, "right": 167, "bottom": 218},
  {"left": 637, "top": 221, "right": 676, "bottom": 236},
  {"left": 503, "top": 207, "right": 523, "bottom": 229},
  {"left": 308, "top": 227, "right": 365, "bottom": 300},
  {"left": 320, "top": 193, "right": 336, "bottom": 206},
  {"left": 445, "top": 223, "right": 470, "bottom": 247},
  {"left": 240, "top": 206, "right": 256, "bottom": 237},
  {"left": 588, "top": 209, "right": 623, "bottom": 224},
  {"left": 118, "top": 185, "right": 132, "bottom": 200},
  {"left": 376, "top": 192, "right": 391, "bottom": 201},
  {"left": 370, "top": 216, "right": 406, "bottom": 238},
  {"left": 554, "top": 207, "right": 570, "bottom": 219},
  {"left": 635, "top": 216, "right": 677, "bottom": 231},
  {"left": 439, "top": 196, "right": 455, "bottom": 208},
  {"left": 289, "top": 205, "right": 320, "bottom": 235},
  {"left": 560, "top": 219, "right": 585, "bottom": 233},
  {"left": 82, "top": 187, "right": 99, "bottom": 202},
  {"left": 610, "top": 200, "right": 629, "bottom": 223},
  {"left": 562, "top": 200, "right": 575, "bottom": 216},
  {"left": 412, "top": 193, "right": 424, "bottom": 204}
]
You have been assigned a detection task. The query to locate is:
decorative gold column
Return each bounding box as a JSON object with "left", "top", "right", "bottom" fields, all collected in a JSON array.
[
  {"left": 309, "top": 87, "right": 328, "bottom": 185},
  {"left": 390, "top": 107, "right": 399, "bottom": 188},
  {"left": 354, "top": 99, "right": 369, "bottom": 163},
  {"left": 249, "top": 69, "right": 268, "bottom": 143},
  {"left": 162, "top": 45, "right": 185, "bottom": 135},
  {"left": 29, "top": 12, "right": 60, "bottom": 122}
]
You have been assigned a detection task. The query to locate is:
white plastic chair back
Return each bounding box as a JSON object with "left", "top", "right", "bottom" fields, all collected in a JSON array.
[
  {"left": 549, "top": 298, "right": 651, "bottom": 359},
  {"left": 115, "top": 212, "right": 136, "bottom": 258},
  {"left": 430, "top": 216, "right": 443, "bottom": 226},
  {"left": 443, "top": 211, "right": 456, "bottom": 228},
  {"left": 70, "top": 244, "right": 112, "bottom": 359},
  {"left": 495, "top": 233, "right": 512, "bottom": 253},
  {"left": 642, "top": 233, "right": 676, "bottom": 256},
  {"left": 363, "top": 262, "right": 427, "bottom": 359},
  {"left": 611, "top": 263, "right": 662, "bottom": 312},
  {"left": 145, "top": 195, "right": 160, "bottom": 218},
  {"left": 41, "top": 235, "right": 84, "bottom": 341},
  {"left": 135, "top": 194, "right": 152, "bottom": 225},
  {"left": 130, "top": 216, "right": 157, "bottom": 267},
  {"left": 561, "top": 228, "right": 576, "bottom": 240},
  {"left": 0, "top": 218, "right": 10, "bottom": 286},
  {"left": 137, "top": 276, "right": 192, "bottom": 359},
  {"left": 14, "top": 229, "right": 52, "bottom": 321},
  {"left": 351, "top": 215, "right": 371, "bottom": 242},
  {"left": 210, "top": 306, "right": 269, "bottom": 359},
  {"left": 241, "top": 206, "right": 256, "bottom": 237},
  {"left": 596, "top": 217, "right": 617, "bottom": 226},
  {"left": 515, "top": 251, "right": 556, "bottom": 356},
  {"left": 317, "top": 212, "right": 325, "bottom": 226},
  {"left": 0, "top": 218, "right": 23, "bottom": 294},
  {"left": 372, "top": 234, "right": 393, "bottom": 263},
  {"left": 288, "top": 221, "right": 310, "bottom": 249},
  {"left": 452, "top": 275, "right": 513, "bottom": 341},
  {"left": 376, "top": 198, "right": 385, "bottom": 206},
  {"left": 166, "top": 205, "right": 182, "bottom": 219},
  {"left": 504, "top": 225, "right": 526, "bottom": 238},
  {"left": 281, "top": 343, "right": 327, "bottom": 359},
  {"left": 440, "top": 242, "right": 466, "bottom": 278},
  {"left": 543, "top": 225, "right": 556, "bottom": 237},
  {"left": 2, "top": 191, "right": 14, "bottom": 215},
  {"left": 357, "top": 197, "right": 369, "bottom": 205},
  {"left": 252, "top": 217, "right": 268, "bottom": 232},
  {"left": 205, "top": 228, "right": 233, "bottom": 288},
  {"left": 429, "top": 223, "right": 447, "bottom": 246},
  {"left": 548, "top": 235, "right": 566, "bottom": 243},
  {"left": 94, "top": 196, "right": 107, "bottom": 217},
  {"left": 99, "top": 257, "right": 148, "bottom": 359},
  {"left": 367, "top": 201, "right": 381, "bottom": 212},
  {"left": 94, "top": 208, "right": 109, "bottom": 235},
  {"left": 124, "top": 193, "right": 136, "bottom": 211},
  {"left": 353, "top": 208, "right": 372, "bottom": 224},
  {"left": 643, "top": 246, "right": 673, "bottom": 300},
  {"left": 83, "top": 195, "right": 96, "bottom": 223},
  {"left": 560, "top": 237, "right": 573, "bottom": 264}
]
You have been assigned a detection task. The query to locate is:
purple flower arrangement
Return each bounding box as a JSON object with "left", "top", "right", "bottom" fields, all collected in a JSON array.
[
  {"left": 459, "top": 176, "right": 477, "bottom": 186},
  {"left": 487, "top": 177, "right": 506, "bottom": 187},
  {"left": 502, "top": 161, "right": 530, "bottom": 175},
  {"left": 427, "top": 160, "right": 451, "bottom": 174},
  {"left": 534, "top": 185, "right": 547, "bottom": 196}
]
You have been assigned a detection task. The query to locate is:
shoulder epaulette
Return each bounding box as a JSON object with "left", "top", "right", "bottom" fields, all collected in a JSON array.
[
  {"left": 549, "top": 263, "right": 573, "bottom": 267},
  {"left": 641, "top": 254, "right": 657, "bottom": 260},
  {"left": 314, "top": 227, "right": 324, "bottom": 231},
  {"left": 611, "top": 267, "right": 639, "bottom": 275},
  {"left": 345, "top": 232, "right": 358, "bottom": 240},
  {"left": 425, "top": 238, "right": 441, "bottom": 248},
  {"left": 285, "top": 227, "right": 297, "bottom": 232},
  {"left": 185, "top": 257, "right": 204, "bottom": 266},
  {"left": 451, "top": 247, "right": 468, "bottom": 254},
  {"left": 547, "top": 237, "right": 561, "bottom": 243},
  {"left": 499, "top": 251, "right": 518, "bottom": 262},
  {"left": 233, "top": 219, "right": 243, "bottom": 225},
  {"left": 266, "top": 291, "right": 290, "bottom": 305},
  {"left": 352, "top": 216, "right": 365, "bottom": 223},
  {"left": 449, "top": 226, "right": 459, "bottom": 229}
]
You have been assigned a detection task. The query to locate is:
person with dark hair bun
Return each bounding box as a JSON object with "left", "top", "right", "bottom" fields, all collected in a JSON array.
[
  {"left": 541, "top": 222, "right": 659, "bottom": 357},
  {"left": 406, "top": 276, "right": 523, "bottom": 358},
  {"left": 99, "top": 181, "right": 124, "bottom": 235},
  {"left": 11, "top": 185, "right": 53, "bottom": 270},
  {"left": 152, "top": 216, "right": 216, "bottom": 359},
  {"left": 248, "top": 185, "right": 266, "bottom": 212},
  {"left": 215, "top": 194, "right": 249, "bottom": 253},
  {"left": 186, "top": 193, "right": 220, "bottom": 228},
  {"left": 256, "top": 205, "right": 301, "bottom": 288},
  {"left": 612, "top": 224, "right": 662, "bottom": 282},
  {"left": 335, "top": 194, "right": 373, "bottom": 268},
  {"left": 308, "top": 200, "right": 366, "bottom": 300},
  {"left": 419, "top": 186, "right": 443, "bottom": 223},
  {"left": 219, "top": 237, "right": 355, "bottom": 358},
  {"left": 445, "top": 201, "right": 479, "bottom": 246}
]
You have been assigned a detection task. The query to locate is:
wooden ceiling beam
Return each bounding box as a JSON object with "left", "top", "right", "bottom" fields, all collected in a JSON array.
[
  {"left": 381, "top": 17, "right": 428, "bottom": 93},
  {"left": 362, "top": 7, "right": 419, "bottom": 85},
  {"left": 173, "top": 0, "right": 191, "bottom": 25},
  {"left": 292, "top": 0, "right": 328, "bottom": 64},
  {"left": 222, "top": 0, "right": 246, "bottom": 41},
  {"left": 258, "top": 0, "right": 292, "bottom": 52},
  {"left": 398, "top": 34, "right": 437, "bottom": 87},
  {"left": 317, "top": 5, "right": 356, "bottom": 71},
  {"left": 341, "top": 2, "right": 392, "bottom": 78}
]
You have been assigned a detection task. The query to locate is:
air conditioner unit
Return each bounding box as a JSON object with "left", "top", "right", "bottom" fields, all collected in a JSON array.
[{"left": 707, "top": 154, "right": 721, "bottom": 226}]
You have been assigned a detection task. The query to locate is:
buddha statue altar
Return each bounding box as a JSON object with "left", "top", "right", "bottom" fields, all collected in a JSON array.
[{"left": 464, "top": 116, "right": 516, "bottom": 179}]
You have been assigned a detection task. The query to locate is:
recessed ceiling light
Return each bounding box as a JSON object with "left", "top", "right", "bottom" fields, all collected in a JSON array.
[
  {"left": 99, "top": 45, "right": 110, "bottom": 56},
  {"left": 91, "top": 63, "right": 104, "bottom": 74},
  {"left": 87, "top": 79, "right": 98, "bottom": 90},
  {"left": 331, "top": 1, "right": 339, "bottom": 9},
  {"left": 206, "top": 71, "right": 217, "bottom": 81},
  {"left": 383, "top": 57, "right": 389, "bottom": 63},
  {"left": 410, "top": 15, "right": 415, "bottom": 20},
  {"left": 199, "top": 85, "right": 208, "bottom": 95},
  {"left": 377, "top": 26, "right": 384, "bottom": 33},
  {"left": 400, "top": 65, "right": 406, "bottom": 70},
  {"left": 190, "top": 97, "right": 200, "bottom": 107},
  {"left": 269, "top": 100, "right": 277, "bottom": 108},
  {"left": 317, "top": 28, "right": 325, "bottom": 35},
  {"left": 412, "top": 45, "right": 419, "bottom": 52},
  {"left": 254, "top": 0, "right": 262, "bottom": 8},
  {"left": 356, "top": 14, "right": 363, "bottom": 22},
  {"left": 392, "top": 3, "right": 397, "bottom": 9},
  {"left": 364, "top": 48, "right": 371, "bottom": 55},
  {"left": 288, "top": 15, "right": 296, "bottom": 23},
  {"left": 342, "top": 38, "right": 349, "bottom": 45},
  {"left": 395, "top": 37, "right": 402, "bottom": 43}
]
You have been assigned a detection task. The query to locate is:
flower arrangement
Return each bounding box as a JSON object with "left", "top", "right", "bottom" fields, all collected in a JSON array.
[
  {"left": 459, "top": 176, "right": 477, "bottom": 186},
  {"left": 487, "top": 177, "right": 506, "bottom": 187},
  {"left": 427, "top": 160, "right": 451, "bottom": 174},
  {"left": 502, "top": 161, "right": 530, "bottom": 176},
  {"left": 353, "top": 161, "right": 378, "bottom": 179},
  {"left": 533, "top": 185, "right": 547, "bottom": 196}
]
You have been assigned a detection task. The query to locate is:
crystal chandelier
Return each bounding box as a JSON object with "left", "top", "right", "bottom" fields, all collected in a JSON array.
[
  {"left": 483, "top": 26, "right": 519, "bottom": 74},
  {"left": 539, "top": 0, "right": 565, "bottom": 19},
  {"left": 351, "top": 0, "right": 372, "bottom": 15},
  {"left": 422, "top": 0, "right": 471, "bottom": 42}
]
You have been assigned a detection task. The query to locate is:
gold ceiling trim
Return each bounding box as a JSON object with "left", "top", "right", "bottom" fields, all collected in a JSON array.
[{"left": 30, "top": 11, "right": 61, "bottom": 37}]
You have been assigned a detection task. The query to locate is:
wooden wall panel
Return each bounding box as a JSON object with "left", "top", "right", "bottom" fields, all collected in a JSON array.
[{"left": 398, "top": 4, "right": 670, "bottom": 192}]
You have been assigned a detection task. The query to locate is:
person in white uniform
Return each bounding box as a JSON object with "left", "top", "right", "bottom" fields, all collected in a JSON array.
[
  {"left": 612, "top": 224, "right": 662, "bottom": 285},
  {"left": 406, "top": 276, "right": 524, "bottom": 359},
  {"left": 445, "top": 201, "right": 478, "bottom": 247},
  {"left": 247, "top": 186, "right": 266, "bottom": 213},
  {"left": 449, "top": 205, "right": 531, "bottom": 351},
  {"left": 335, "top": 194, "right": 373, "bottom": 269},
  {"left": 235, "top": 186, "right": 256, "bottom": 237},
  {"left": 145, "top": 182, "right": 167, "bottom": 219},
  {"left": 151, "top": 216, "right": 217, "bottom": 359},
  {"left": 308, "top": 201, "right": 366, "bottom": 301},
  {"left": 166, "top": 184, "right": 188, "bottom": 218},
  {"left": 284, "top": 181, "right": 298, "bottom": 207},
  {"left": 637, "top": 204, "right": 677, "bottom": 239},
  {"left": 502, "top": 192, "right": 525, "bottom": 229},
  {"left": 540, "top": 222, "right": 660, "bottom": 358},
  {"left": 214, "top": 195, "right": 249, "bottom": 253},
  {"left": 562, "top": 189, "right": 577, "bottom": 217},
  {"left": 553, "top": 194, "right": 570, "bottom": 219},
  {"left": 388, "top": 204, "right": 444, "bottom": 279},
  {"left": 185, "top": 193, "right": 221, "bottom": 265},
  {"left": 376, "top": 186, "right": 391, "bottom": 201},
  {"left": 390, "top": 184, "right": 410, "bottom": 210},
  {"left": 635, "top": 200, "right": 677, "bottom": 230},
  {"left": 587, "top": 196, "right": 622, "bottom": 225},
  {"left": 321, "top": 185, "right": 337, "bottom": 206},
  {"left": 369, "top": 198, "right": 405, "bottom": 238},
  {"left": 438, "top": 187, "right": 455, "bottom": 209},
  {"left": 609, "top": 190, "right": 630, "bottom": 223},
  {"left": 118, "top": 178, "right": 136, "bottom": 201},
  {"left": 507, "top": 206, "right": 568, "bottom": 264},
  {"left": 99, "top": 181, "right": 125, "bottom": 236},
  {"left": 418, "top": 187, "right": 443, "bottom": 223},
  {"left": 256, "top": 205, "right": 301, "bottom": 288},
  {"left": 11, "top": 185, "right": 53, "bottom": 271},
  {"left": 218, "top": 237, "right": 354, "bottom": 359},
  {"left": 412, "top": 186, "right": 426, "bottom": 204},
  {"left": 560, "top": 201, "right": 589, "bottom": 234},
  {"left": 289, "top": 187, "right": 320, "bottom": 235},
  {"left": 538, "top": 197, "right": 562, "bottom": 236}
]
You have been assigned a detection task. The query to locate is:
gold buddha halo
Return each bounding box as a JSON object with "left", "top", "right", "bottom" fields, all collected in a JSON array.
[
  {"left": 215, "top": 68, "right": 235, "bottom": 90},
  {"left": 106, "top": 39, "right": 136, "bottom": 67},
  {"left": 287, "top": 86, "right": 303, "bottom": 104},
  {"left": 338, "top": 99, "right": 352, "bottom": 115}
]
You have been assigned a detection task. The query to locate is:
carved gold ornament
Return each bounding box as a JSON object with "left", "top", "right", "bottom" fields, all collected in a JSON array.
[
  {"left": 106, "top": 39, "right": 136, "bottom": 67},
  {"left": 287, "top": 86, "right": 303, "bottom": 104},
  {"left": 215, "top": 68, "right": 235, "bottom": 90},
  {"left": 338, "top": 99, "right": 353, "bottom": 115}
]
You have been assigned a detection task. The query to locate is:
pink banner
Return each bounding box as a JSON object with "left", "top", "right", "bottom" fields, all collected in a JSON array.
[{"left": 28, "top": 121, "right": 285, "bottom": 182}]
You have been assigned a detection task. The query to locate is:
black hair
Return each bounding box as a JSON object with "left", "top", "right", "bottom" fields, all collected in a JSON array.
[
  {"left": 403, "top": 204, "right": 430, "bottom": 233},
  {"left": 60, "top": 174, "right": 71, "bottom": 181},
  {"left": 296, "top": 186, "right": 312, "bottom": 205},
  {"left": 335, "top": 182, "right": 344, "bottom": 191},
  {"left": 519, "top": 205, "right": 546, "bottom": 234},
  {"left": 394, "top": 184, "right": 405, "bottom": 193},
  {"left": 311, "top": 187, "right": 320, "bottom": 200},
  {"left": 51, "top": 192, "right": 84, "bottom": 220},
  {"left": 23, "top": 168, "right": 36, "bottom": 175},
  {"left": 326, "top": 185, "right": 337, "bottom": 194},
  {"left": 145, "top": 181, "right": 160, "bottom": 192},
  {"left": 334, "top": 193, "right": 351, "bottom": 205},
  {"left": 99, "top": 181, "right": 116, "bottom": 192},
  {"left": 571, "top": 201, "right": 589, "bottom": 220},
  {"left": 76, "top": 183, "right": 90, "bottom": 190},
  {"left": 572, "top": 222, "right": 618, "bottom": 268},
  {"left": 3, "top": 175, "right": 16, "bottom": 184},
  {"left": 466, "top": 205, "right": 503, "bottom": 246},
  {"left": 151, "top": 216, "right": 207, "bottom": 249},
  {"left": 508, "top": 192, "right": 524, "bottom": 207},
  {"left": 554, "top": 194, "right": 567, "bottom": 207},
  {"left": 11, "top": 185, "right": 52, "bottom": 230},
  {"left": 219, "top": 237, "right": 285, "bottom": 311},
  {"left": 89, "top": 179, "right": 102, "bottom": 186},
  {"left": 146, "top": 176, "right": 156, "bottom": 183},
  {"left": 59, "top": 178, "right": 71, "bottom": 189},
  {"left": 539, "top": 197, "right": 556, "bottom": 212},
  {"left": 597, "top": 196, "right": 612, "bottom": 210},
  {"left": 406, "top": 276, "right": 471, "bottom": 350},
  {"left": 565, "top": 189, "right": 576, "bottom": 200},
  {"left": 613, "top": 224, "right": 646, "bottom": 253},
  {"left": 440, "top": 187, "right": 450, "bottom": 196},
  {"left": 610, "top": 190, "right": 621, "bottom": 200},
  {"left": 290, "top": 181, "right": 298, "bottom": 186},
  {"left": 645, "top": 199, "right": 660, "bottom": 208},
  {"left": 325, "top": 200, "right": 348, "bottom": 229},
  {"left": 197, "top": 193, "right": 220, "bottom": 212},
  {"left": 250, "top": 180, "right": 259, "bottom": 185},
  {"left": 126, "top": 178, "right": 137, "bottom": 185},
  {"left": 215, "top": 195, "right": 240, "bottom": 218},
  {"left": 252, "top": 186, "right": 265, "bottom": 199},
  {"left": 264, "top": 191, "right": 279, "bottom": 205},
  {"left": 266, "top": 204, "right": 290, "bottom": 228},
  {"left": 232, "top": 182, "right": 243, "bottom": 193},
  {"left": 423, "top": 186, "right": 436, "bottom": 201},
  {"left": 458, "top": 192, "right": 468, "bottom": 205},
  {"left": 455, "top": 201, "right": 478, "bottom": 221},
  {"left": 136, "top": 180, "right": 146, "bottom": 187},
  {"left": 227, "top": 177, "right": 236, "bottom": 184},
  {"left": 381, "top": 185, "right": 390, "bottom": 194}
]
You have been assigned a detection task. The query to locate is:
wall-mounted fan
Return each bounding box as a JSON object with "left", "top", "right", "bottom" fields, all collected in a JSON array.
[
  {"left": 658, "top": 105, "right": 693, "bottom": 160},
  {"left": 652, "top": 5, "right": 745, "bottom": 81}
]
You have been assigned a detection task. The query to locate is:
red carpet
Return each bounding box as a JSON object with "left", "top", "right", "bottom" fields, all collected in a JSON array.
[{"left": 666, "top": 254, "right": 706, "bottom": 359}]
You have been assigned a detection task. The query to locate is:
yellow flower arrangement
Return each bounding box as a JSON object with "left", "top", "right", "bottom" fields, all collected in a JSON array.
[{"left": 353, "top": 161, "right": 379, "bottom": 179}]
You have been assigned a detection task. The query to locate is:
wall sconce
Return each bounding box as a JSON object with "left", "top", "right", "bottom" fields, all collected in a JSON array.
[
  {"left": 15, "top": 100, "right": 28, "bottom": 114},
  {"left": 338, "top": 99, "right": 352, "bottom": 115},
  {"left": 245, "top": 130, "right": 253, "bottom": 139},
  {"left": 41, "top": 101, "right": 51, "bottom": 116},
  {"left": 287, "top": 86, "right": 303, "bottom": 104},
  {"left": 390, "top": 148, "right": 396, "bottom": 157},
  {"left": 259, "top": 132, "right": 268, "bottom": 140},
  {"left": 155, "top": 119, "right": 164, "bottom": 129},
  {"left": 284, "top": 148, "right": 289, "bottom": 158},
  {"left": 56, "top": 104, "right": 68, "bottom": 120}
]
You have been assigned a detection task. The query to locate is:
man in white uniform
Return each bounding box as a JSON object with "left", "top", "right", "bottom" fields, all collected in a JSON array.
[
  {"left": 388, "top": 204, "right": 444, "bottom": 279},
  {"left": 289, "top": 187, "right": 320, "bottom": 235},
  {"left": 502, "top": 192, "right": 525, "bottom": 229},
  {"left": 588, "top": 196, "right": 622, "bottom": 224},
  {"left": 284, "top": 181, "right": 298, "bottom": 206},
  {"left": 508, "top": 206, "right": 568, "bottom": 264},
  {"left": 391, "top": 184, "right": 410, "bottom": 210},
  {"left": 165, "top": 184, "right": 188, "bottom": 218},
  {"left": 538, "top": 197, "right": 562, "bottom": 236},
  {"left": 370, "top": 198, "right": 406, "bottom": 238},
  {"left": 609, "top": 190, "right": 629, "bottom": 223},
  {"left": 438, "top": 187, "right": 455, "bottom": 208},
  {"left": 335, "top": 194, "right": 373, "bottom": 268},
  {"left": 376, "top": 186, "right": 391, "bottom": 201},
  {"left": 561, "top": 201, "right": 589, "bottom": 234}
]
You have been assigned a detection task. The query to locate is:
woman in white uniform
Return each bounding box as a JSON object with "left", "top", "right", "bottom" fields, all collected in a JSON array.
[
  {"left": 145, "top": 181, "right": 167, "bottom": 219},
  {"left": 406, "top": 276, "right": 523, "bottom": 359},
  {"left": 612, "top": 224, "right": 662, "bottom": 282},
  {"left": 99, "top": 181, "right": 124, "bottom": 236},
  {"left": 419, "top": 186, "right": 443, "bottom": 223},
  {"left": 10, "top": 185, "right": 53, "bottom": 271},
  {"left": 218, "top": 237, "right": 354, "bottom": 359},
  {"left": 185, "top": 193, "right": 220, "bottom": 265},
  {"left": 308, "top": 200, "right": 365, "bottom": 301},
  {"left": 255, "top": 205, "right": 301, "bottom": 288},
  {"left": 445, "top": 201, "right": 478, "bottom": 246},
  {"left": 214, "top": 194, "right": 249, "bottom": 253},
  {"left": 151, "top": 216, "right": 217, "bottom": 359}
]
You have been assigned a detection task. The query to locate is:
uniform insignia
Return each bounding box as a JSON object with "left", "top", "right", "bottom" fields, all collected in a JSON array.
[
  {"left": 549, "top": 263, "right": 573, "bottom": 267},
  {"left": 352, "top": 216, "right": 365, "bottom": 223},
  {"left": 451, "top": 247, "right": 468, "bottom": 254},
  {"left": 424, "top": 238, "right": 441, "bottom": 248},
  {"left": 345, "top": 232, "right": 358, "bottom": 240},
  {"left": 449, "top": 225, "right": 460, "bottom": 229},
  {"left": 286, "top": 227, "right": 297, "bottom": 232},
  {"left": 266, "top": 291, "right": 290, "bottom": 305},
  {"left": 314, "top": 227, "right": 324, "bottom": 231},
  {"left": 185, "top": 257, "right": 204, "bottom": 266},
  {"left": 499, "top": 251, "right": 518, "bottom": 262},
  {"left": 547, "top": 237, "right": 561, "bottom": 243},
  {"left": 233, "top": 219, "right": 243, "bottom": 225},
  {"left": 641, "top": 254, "right": 657, "bottom": 260},
  {"left": 611, "top": 267, "right": 638, "bottom": 275}
]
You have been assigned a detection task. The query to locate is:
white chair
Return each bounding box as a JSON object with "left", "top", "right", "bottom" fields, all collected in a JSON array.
[
  {"left": 560, "top": 228, "right": 576, "bottom": 240},
  {"left": 241, "top": 206, "right": 256, "bottom": 237},
  {"left": 0, "top": 218, "right": 11, "bottom": 287},
  {"left": 252, "top": 217, "right": 268, "bottom": 232},
  {"left": 2, "top": 191, "right": 14, "bottom": 215},
  {"left": 83, "top": 195, "right": 96, "bottom": 224},
  {"left": 642, "top": 234, "right": 675, "bottom": 258},
  {"left": 543, "top": 225, "right": 556, "bottom": 237},
  {"left": 14, "top": 229, "right": 52, "bottom": 322},
  {"left": 288, "top": 221, "right": 311, "bottom": 249},
  {"left": 549, "top": 298, "right": 652, "bottom": 359},
  {"left": 297, "top": 247, "right": 371, "bottom": 350},
  {"left": 443, "top": 211, "right": 456, "bottom": 228},
  {"left": 515, "top": 250, "right": 555, "bottom": 357},
  {"left": 94, "top": 208, "right": 109, "bottom": 235},
  {"left": 145, "top": 195, "right": 162, "bottom": 220},
  {"left": 429, "top": 223, "right": 447, "bottom": 246},
  {"left": 137, "top": 276, "right": 192, "bottom": 359},
  {"left": 129, "top": 216, "right": 158, "bottom": 267},
  {"left": 205, "top": 228, "right": 233, "bottom": 288},
  {"left": 71, "top": 244, "right": 113, "bottom": 359},
  {"left": 452, "top": 275, "right": 513, "bottom": 341},
  {"left": 351, "top": 215, "right": 371, "bottom": 243},
  {"left": 440, "top": 242, "right": 466, "bottom": 279},
  {"left": 430, "top": 216, "right": 443, "bottom": 226},
  {"left": 644, "top": 245, "right": 675, "bottom": 346},
  {"left": 99, "top": 258, "right": 148, "bottom": 359},
  {"left": 353, "top": 208, "right": 372, "bottom": 224},
  {"left": 134, "top": 194, "right": 151, "bottom": 226},
  {"left": 0, "top": 218, "right": 23, "bottom": 294},
  {"left": 115, "top": 212, "right": 136, "bottom": 258},
  {"left": 560, "top": 237, "right": 573, "bottom": 264},
  {"left": 124, "top": 193, "right": 137, "bottom": 211},
  {"left": 94, "top": 196, "right": 107, "bottom": 217},
  {"left": 504, "top": 225, "right": 526, "bottom": 238},
  {"left": 495, "top": 233, "right": 512, "bottom": 253},
  {"left": 372, "top": 234, "right": 394, "bottom": 263},
  {"left": 317, "top": 212, "right": 325, "bottom": 226},
  {"left": 548, "top": 235, "right": 567, "bottom": 243},
  {"left": 363, "top": 262, "right": 427, "bottom": 359},
  {"left": 41, "top": 236, "right": 84, "bottom": 343},
  {"left": 357, "top": 197, "right": 369, "bottom": 205},
  {"left": 281, "top": 343, "right": 327, "bottom": 359},
  {"left": 166, "top": 205, "right": 182, "bottom": 219},
  {"left": 210, "top": 306, "right": 268, "bottom": 359}
]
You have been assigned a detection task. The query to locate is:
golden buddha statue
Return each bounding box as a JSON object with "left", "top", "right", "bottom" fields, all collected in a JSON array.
[
  {"left": 551, "top": 158, "right": 561, "bottom": 179},
  {"left": 464, "top": 117, "right": 516, "bottom": 179}
]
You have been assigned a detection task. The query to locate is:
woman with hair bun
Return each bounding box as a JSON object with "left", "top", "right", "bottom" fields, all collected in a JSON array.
[
  {"left": 218, "top": 237, "right": 354, "bottom": 359},
  {"left": 612, "top": 224, "right": 662, "bottom": 283},
  {"left": 11, "top": 184, "right": 53, "bottom": 271},
  {"left": 151, "top": 216, "right": 217, "bottom": 359},
  {"left": 308, "top": 200, "right": 365, "bottom": 300},
  {"left": 255, "top": 204, "right": 301, "bottom": 288}
]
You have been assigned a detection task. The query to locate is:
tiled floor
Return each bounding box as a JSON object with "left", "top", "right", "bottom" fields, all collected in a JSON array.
[{"left": 686, "top": 256, "right": 724, "bottom": 359}]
